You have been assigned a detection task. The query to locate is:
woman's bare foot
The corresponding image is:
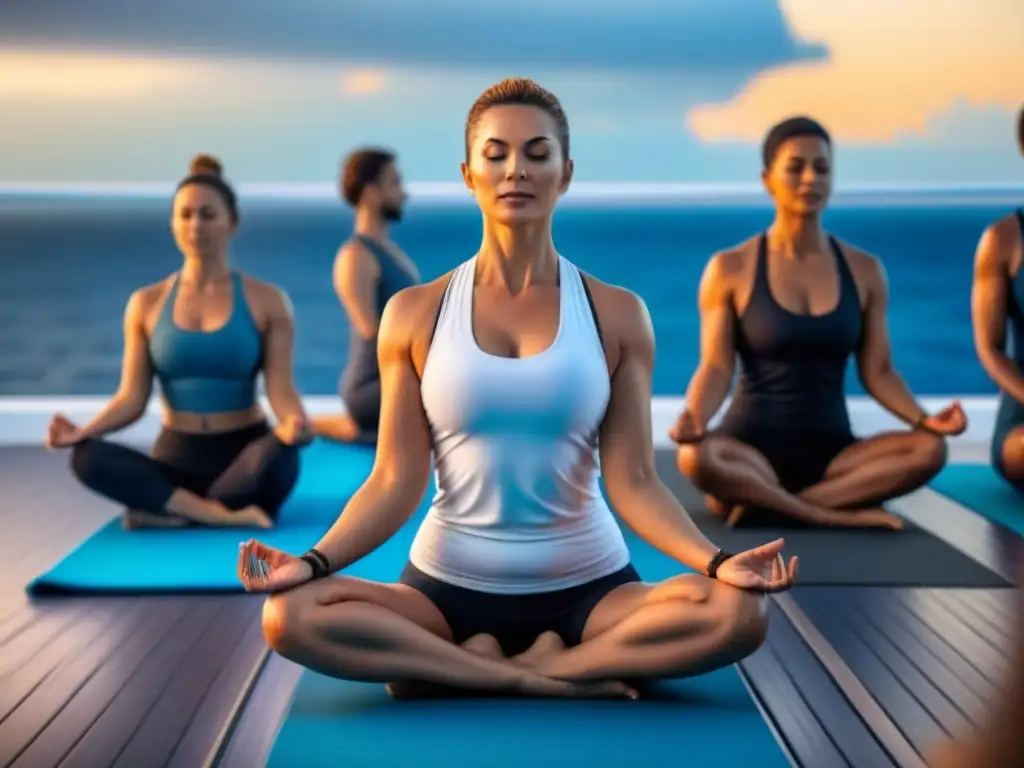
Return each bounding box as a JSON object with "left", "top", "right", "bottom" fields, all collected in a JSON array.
[
  {"left": 512, "top": 631, "right": 565, "bottom": 669},
  {"left": 725, "top": 505, "right": 749, "bottom": 527},
  {"left": 311, "top": 414, "right": 362, "bottom": 443},
  {"left": 388, "top": 635, "right": 506, "bottom": 699},
  {"left": 843, "top": 507, "right": 904, "bottom": 530},
  {"left": 727, "top": 503, "right": 903, "bottom": 530},
  {"left": 386, "top": 633, "right": 637, "bottom": 701},
  {"left": 516, "top": 673, "right": 638, "bottom": 700},
  {"left": 705, "top": 494, "right": 736, "bottom": 519},
  {"left": 386, "top": 676, "right": 635, "bottom": 701},
  {"left": 235, "top": 505, "right": 275, "bottom": 529},
  {"left": 122, "top": 509, "right": 190, "bottom": 530}
]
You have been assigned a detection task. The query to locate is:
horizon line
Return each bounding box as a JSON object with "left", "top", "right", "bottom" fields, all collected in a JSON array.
[{"left": 1, "top": 181, "right": 1022, "bottom": 204}]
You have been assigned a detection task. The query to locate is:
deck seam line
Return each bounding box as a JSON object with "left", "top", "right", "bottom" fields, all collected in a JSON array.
[
  {"left": 735, "top": 662, "right": 802, "bottom": 768},
  {"left": 204, "top": 646, "right": 273, "bottom": 768},
  {"left": 774, "top": 593, "right": 927, "bottom": 768}
]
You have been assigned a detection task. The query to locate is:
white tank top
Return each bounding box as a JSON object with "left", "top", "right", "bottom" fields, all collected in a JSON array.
[{"left": 411, "top": 255, "right": 631, "bottom": 594}]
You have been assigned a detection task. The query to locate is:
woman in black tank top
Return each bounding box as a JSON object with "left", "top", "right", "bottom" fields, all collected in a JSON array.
[{"left": 672, "top": 117, "right": 966, "bottom": 529}]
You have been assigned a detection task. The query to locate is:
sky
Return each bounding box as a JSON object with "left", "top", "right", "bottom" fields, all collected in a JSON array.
[{"left": 1, "top": 0, "right": 1022, "bottom": 187}]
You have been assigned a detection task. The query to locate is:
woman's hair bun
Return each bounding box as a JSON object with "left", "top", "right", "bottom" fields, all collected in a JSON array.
[{"left": 189, "top": 153, "right": 223, "bottom": 177}]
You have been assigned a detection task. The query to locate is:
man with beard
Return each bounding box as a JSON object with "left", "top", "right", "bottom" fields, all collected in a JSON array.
[{"left": 312, "top": 148, "right": 421, "bottom": 444}]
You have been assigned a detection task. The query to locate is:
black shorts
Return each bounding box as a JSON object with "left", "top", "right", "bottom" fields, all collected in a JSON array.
[
  {"left": 716, "top": 424, "right": 857, "bottom": 493},
  {"left": 714, "top": 423, "right": 858, "bottom": 527},
  {"left": 399, "top": 562, "right": 641, "bottom": 657}
]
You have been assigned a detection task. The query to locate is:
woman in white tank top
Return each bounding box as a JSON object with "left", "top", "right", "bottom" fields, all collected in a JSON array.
[{"left": 238, "top": 78, "right": 797, "bottom": 699}]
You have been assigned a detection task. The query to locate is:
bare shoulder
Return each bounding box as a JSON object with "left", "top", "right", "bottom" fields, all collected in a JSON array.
[
  {"left": 379, "top": 270, "right": 455, "bottom": 344},
  {"left": 241, "top": 274, "right": 293, "bottom": 317},
  {"left": 699, "top": 236, "right": 760, "bottom": 304},
  {"left": 710, "top": 235, "right": 760, "bottom": 277},
  {"left": 979, "top": 214, "right": 1023, "bottom": 260},
  {"left": 335, "top": 238, "right": 378, "bottom": 271},
  {"left": 577, "top": 271, "right": 653, "bottom": 361},
  {"left": 833, "top": 238, "right": 886, "bottom": 283},
  {"left": 130, "top": 276, "right": 175, "bottom": 322}
]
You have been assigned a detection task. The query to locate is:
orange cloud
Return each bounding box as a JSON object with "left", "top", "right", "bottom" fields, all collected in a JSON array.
[
  {"left": 340, "top": 69, "right": 388, "bottom": 97},
  {"left": 0, "top": 50, "right": 193, "bottom": 100},
  {"left": 688, "top": 0, "right": 1024, "bottom": 144}
]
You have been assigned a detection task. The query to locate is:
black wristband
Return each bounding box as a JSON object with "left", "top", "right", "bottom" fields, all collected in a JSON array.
[
  {"left": 706, "top": 548, "right": 734, "bottom": 579},
  {"left": 300, "top": 548, "right": 331, "bottom": 579}
]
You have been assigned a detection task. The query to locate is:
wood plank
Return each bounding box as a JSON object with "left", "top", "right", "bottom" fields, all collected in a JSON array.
[
  {"left": 9, "top": 599, "right": 195, "bottom": 768},
  {"left": 740, "top": 600, "right": 894, "bottom": 767},
  {"left": 168, "top": 610, "right": 270, "bottom": 768},
  {"left": 792, "top": 585, "right": 1024, "bottom": 768},
  {"left": 843, "top": 589, "right": 997, "bottom": 709},
  {"left": 795, "top": 589, "right": 949, "bottom": 755},
  {"left": 0, "top": 447, "right": 268, "bottom": 767},
  {"left": 890, "top": 591, "right": 1006, "bottom": 684},
  {"left": 0, "top": 603, "right": 148, "bottom": 726},
  {"left": 936, "top": 591, "right": 1012, "bottom": 643},
  {"left": 927, "top": 591, "right": 1012, "bottom": 653},
  {"left": 112, "top": 601, "right": 264, "bottom": 768},
  {"left": 216, "top": 655, "right": 303, "bottom": 768}
]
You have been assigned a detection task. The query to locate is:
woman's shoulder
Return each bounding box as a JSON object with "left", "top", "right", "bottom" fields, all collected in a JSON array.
[
  {"left": 378, "top": 267, "right": 461, "bottom": 337},
  {"left": 237, "top": 273, "right": 292, "bottom": 312},
  {"left": 828, "top": 236, "right": 884, "bottom": 279},
  {"left": 128, "top": 275, "right": 176, "bottom": 310},
  {"left": 573, "top": 269, "right": 653, "bottom": 349}
]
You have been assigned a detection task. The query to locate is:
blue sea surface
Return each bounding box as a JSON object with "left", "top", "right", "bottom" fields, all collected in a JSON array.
[{"left": 0, "top": 194, "right": 1015, "bottom": 397}]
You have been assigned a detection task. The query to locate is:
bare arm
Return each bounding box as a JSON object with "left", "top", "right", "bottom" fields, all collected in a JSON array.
[
  {"left": 854, "top": 259, "right": 929, "bottom": 425},
  {"left": 79, "top": 291, "right": 154, "bottom": 437},
  {"left": 682, "top": 254, "right": 736, "bottom": 428},
  {"left": 600, "top": 292, "right": 720, "bottom": 572},
  {"left": 972, "top": 225, "right": 1024, "bottom": 405},
  {"left": 312, "top": 289, "right": 435, "bottom": 571},
  {"left": 334, "top": 242, "right": 382, "bottom": 339},
  {"left": 260, "top": 286, "right": 308, "bottom": 423}
]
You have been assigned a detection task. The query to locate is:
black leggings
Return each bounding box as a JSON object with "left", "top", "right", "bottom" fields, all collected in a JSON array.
[{"left": 70, "top": 421, "right": 301, "bottom": 521}]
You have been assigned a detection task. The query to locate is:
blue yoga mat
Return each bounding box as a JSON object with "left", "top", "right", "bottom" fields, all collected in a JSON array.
[
  {"left": 268, "top": 666, "right": 787, "bottom": 767},
  {"left": 27, "top": 440, "right": 378, "bottom": 595},
  {"left": 930, "top": 463, "right": 1024, "bottom": 537},
  {"left": 266, "top": 524, "right": 787, "bottom": 767}
]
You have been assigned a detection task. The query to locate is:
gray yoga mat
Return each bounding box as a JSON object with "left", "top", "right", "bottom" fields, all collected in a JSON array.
[{"left": 652, "top": 450, "right": 1009, "bottom": 587}]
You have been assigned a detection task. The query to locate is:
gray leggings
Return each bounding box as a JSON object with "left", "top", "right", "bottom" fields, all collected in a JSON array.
[{"left": 341, "top": 378, "right": 381, "bottom": 434}]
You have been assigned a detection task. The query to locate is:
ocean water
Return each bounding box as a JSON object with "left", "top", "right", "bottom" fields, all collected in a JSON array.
[{"left": 0, "top": 194, "right": 1017, "bottom": 398}]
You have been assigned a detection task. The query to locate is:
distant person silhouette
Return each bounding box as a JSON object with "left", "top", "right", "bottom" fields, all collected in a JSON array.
[
  {"left": 47, "top": 155, "right": 308, "bottom": 530},
  {"left": 672, "top": 117, "right": 966, "bottom": 528},
  {"left": 311, "top": 148, "right": 420, "bottom": 444},
  {"left": 970, "top": 105, "right": 1024, "bottom": 495}
]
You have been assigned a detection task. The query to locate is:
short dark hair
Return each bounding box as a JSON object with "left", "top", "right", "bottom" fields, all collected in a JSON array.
[
  {"left": 761, "top": 116, "right": 832, "bottom": 170},
  {"left": 340, "top": 148, "right": 396, "bottom": 207},
  {"left": 465, "top": 78, "right": 570, "bottom": 162}
]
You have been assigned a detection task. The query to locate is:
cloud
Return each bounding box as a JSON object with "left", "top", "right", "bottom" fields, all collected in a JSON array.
[
  {"left": 688, "top": 0, "right": 1024, "bottom": 145},
  {"left": 0, "top": 52, "right": 192, "bottom": 100},
  {"left": 0, "top": 0, "right": 826, "bottom": 73},
  {"left": 340, "top": 70, "right": 388, "bottom": 98}
]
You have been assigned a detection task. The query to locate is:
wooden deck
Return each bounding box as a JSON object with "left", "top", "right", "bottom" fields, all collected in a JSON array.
[
  {"left": 2, "top": 445, "right": 1022, "bottom": 767},
  {"left": 0, "top": 447, "right": 268, "bottom": 768}
]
